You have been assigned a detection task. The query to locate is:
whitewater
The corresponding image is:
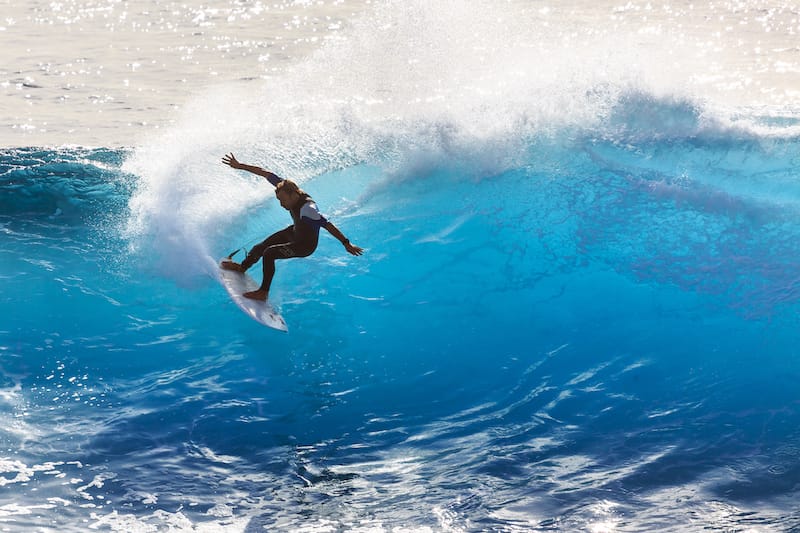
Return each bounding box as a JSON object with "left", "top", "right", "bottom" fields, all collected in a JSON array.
[{"left": 2, "top": 0, "right": 800, "bottom": 531}]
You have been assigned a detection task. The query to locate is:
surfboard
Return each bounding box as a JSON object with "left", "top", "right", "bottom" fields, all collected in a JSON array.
[{"left": 218, "top": 260, "right": 288, "bottom": 331}]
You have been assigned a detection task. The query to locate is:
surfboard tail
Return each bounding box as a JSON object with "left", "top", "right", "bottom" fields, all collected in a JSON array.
[{"left": 218, "top": 257, "right": 288, "bottom": 331}]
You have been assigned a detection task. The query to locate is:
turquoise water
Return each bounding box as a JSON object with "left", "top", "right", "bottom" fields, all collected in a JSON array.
[
  {"left": 3, "top": 1, "right": 800, "bottom": 531},
  {"left": 4, "top": 107, "right": 800, "bottom": 530}
]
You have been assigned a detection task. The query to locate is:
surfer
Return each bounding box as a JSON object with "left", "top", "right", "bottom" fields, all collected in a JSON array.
[{"left": 220, "top": 153, "right": 363, "bottom": 301}]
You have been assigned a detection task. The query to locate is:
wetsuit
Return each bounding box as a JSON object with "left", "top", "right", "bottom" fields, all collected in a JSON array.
[{"left": 240, "top": 178, "right": 328, "bottom": 293}]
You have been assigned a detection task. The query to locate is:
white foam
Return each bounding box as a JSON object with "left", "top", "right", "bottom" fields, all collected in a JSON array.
[{"left": 122, "top": 0, "right": 800, "bottom": 284}]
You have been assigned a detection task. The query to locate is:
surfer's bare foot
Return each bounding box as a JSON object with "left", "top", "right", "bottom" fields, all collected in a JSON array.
[
  {"left": 243, "top": 289, "right": 268, "bottom": 301},
  {"left": 221, "top": 260, "right": 245, "bottom": 272}
]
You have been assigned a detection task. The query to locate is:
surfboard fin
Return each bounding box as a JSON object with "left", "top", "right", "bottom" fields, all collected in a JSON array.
[{"left": 226, "top": 248, "right": 240, "bottom": 260}]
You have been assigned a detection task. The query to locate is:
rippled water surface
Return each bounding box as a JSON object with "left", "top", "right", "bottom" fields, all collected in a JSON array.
[{"left": 2, "top": 1, "right": 800, "bottom": 531}]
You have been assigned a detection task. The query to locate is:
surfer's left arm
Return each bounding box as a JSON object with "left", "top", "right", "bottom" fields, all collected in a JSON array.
[{"left": 324, "top": 221, "right": 364, "bottom": 256}]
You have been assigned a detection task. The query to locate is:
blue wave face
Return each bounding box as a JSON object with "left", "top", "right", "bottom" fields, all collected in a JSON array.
[
  {"left": 0, "top": 148, "right": 130, "bottom": 218},
  {"left": 3, "top": 93, "right": 800, "bottom": 530}
]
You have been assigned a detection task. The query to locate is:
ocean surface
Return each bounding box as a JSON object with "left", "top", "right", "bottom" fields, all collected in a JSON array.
[{"left": 3, "top": 0, "right": 800, "bottom": 531}]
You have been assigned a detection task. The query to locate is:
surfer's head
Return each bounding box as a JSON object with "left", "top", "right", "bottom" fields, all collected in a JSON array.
[{"left": 275, "top": 179, "right": 306, "bottom": 210}]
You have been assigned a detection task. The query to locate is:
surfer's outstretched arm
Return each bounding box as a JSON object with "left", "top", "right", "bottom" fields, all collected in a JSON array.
[
  {"left": 222, "top": 153, "right": 282, "bottom": 187},
  {"left": 324, "top": 221, "right": 364, "bottom": 256}
]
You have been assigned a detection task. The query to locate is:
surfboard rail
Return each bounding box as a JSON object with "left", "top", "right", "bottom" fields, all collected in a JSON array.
[{"left": 218, "top": 260, "right": 288, "bottom": 331}]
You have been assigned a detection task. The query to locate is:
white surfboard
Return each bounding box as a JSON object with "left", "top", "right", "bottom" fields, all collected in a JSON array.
[{"left": 218, "top": 259, "right": 287, "bottom": 331}]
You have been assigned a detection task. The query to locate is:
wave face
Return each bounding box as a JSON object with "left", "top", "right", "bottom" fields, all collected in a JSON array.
[{"left": 3, "top": 1, "right": 800, "bottom": 531}]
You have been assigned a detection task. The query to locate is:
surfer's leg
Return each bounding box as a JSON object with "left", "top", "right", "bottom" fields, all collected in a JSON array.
[
  {"left": 243, "top": 248, "right": 281, "bottom": 301},
  {"left": 243, "top": 242, "right": 307, "bottom": 300},
  {"left": 261, "top": 244, "right": 297, "bottom": 289},
  {"left": 241, "top": 226, "right": 293, "bottom": 271}
]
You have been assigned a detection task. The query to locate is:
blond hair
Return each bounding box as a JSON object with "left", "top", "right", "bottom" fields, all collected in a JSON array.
[{"left": 275, "top": 179, "right": 307, "bottom": 197}]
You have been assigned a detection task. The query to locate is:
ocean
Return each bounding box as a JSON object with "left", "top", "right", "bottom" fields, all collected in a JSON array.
[{"left": 2, "top": 0, "right": 800, "bottom": 531}]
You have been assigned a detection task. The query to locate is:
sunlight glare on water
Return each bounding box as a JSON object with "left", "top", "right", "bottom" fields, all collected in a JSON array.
[
  {"left": 2, "top": 1, "right": 799, "bottom": 147},
  {"left": 0, "top": 0, "right": 373, "bottom": 147},
  {"left": 2, "top": 1, "right": 800, "bottom": 531}
]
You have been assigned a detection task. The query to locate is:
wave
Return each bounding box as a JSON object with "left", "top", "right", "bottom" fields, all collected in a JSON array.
[
  {"left": 6, "top": 3, "right": 800, "bottom": 530},
  {"left": 116, "top": 0, "right": 800, "bottom": 281},
  {"left": 5, "top": 88, "right": 800, "bottom": 320},
  {"left": 4, "top": 0, "right": 800, "bottom": 313},
  {"left": 0, "top": 147, "right": 129, "bottom": 218}
]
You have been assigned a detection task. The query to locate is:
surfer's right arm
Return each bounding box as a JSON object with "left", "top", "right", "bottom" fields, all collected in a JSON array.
[{"left": 222, "top": 153, "right": 283, "bottom": 187}]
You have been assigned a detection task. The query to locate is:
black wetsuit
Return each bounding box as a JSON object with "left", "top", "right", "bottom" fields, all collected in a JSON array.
[{"left": 240, "top": 190, "right": 328, "bottom": 293}]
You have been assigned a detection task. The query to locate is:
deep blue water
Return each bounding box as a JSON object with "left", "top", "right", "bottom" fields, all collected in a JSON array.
[{"left": 3, "top": 95, "right": 800, "bottom": 531}]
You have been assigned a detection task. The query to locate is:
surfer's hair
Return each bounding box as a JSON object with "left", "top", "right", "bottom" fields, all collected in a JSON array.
[{"left": 275, "top": 179, "right": 306, "bottom": 197}]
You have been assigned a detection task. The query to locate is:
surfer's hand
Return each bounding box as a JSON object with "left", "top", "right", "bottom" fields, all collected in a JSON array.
[
  {"left": 344, "top": 241, "right": 364, "bottom": 256},
  {"left": 222, "top": 153, "right": 241, "bottom": 169}
]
